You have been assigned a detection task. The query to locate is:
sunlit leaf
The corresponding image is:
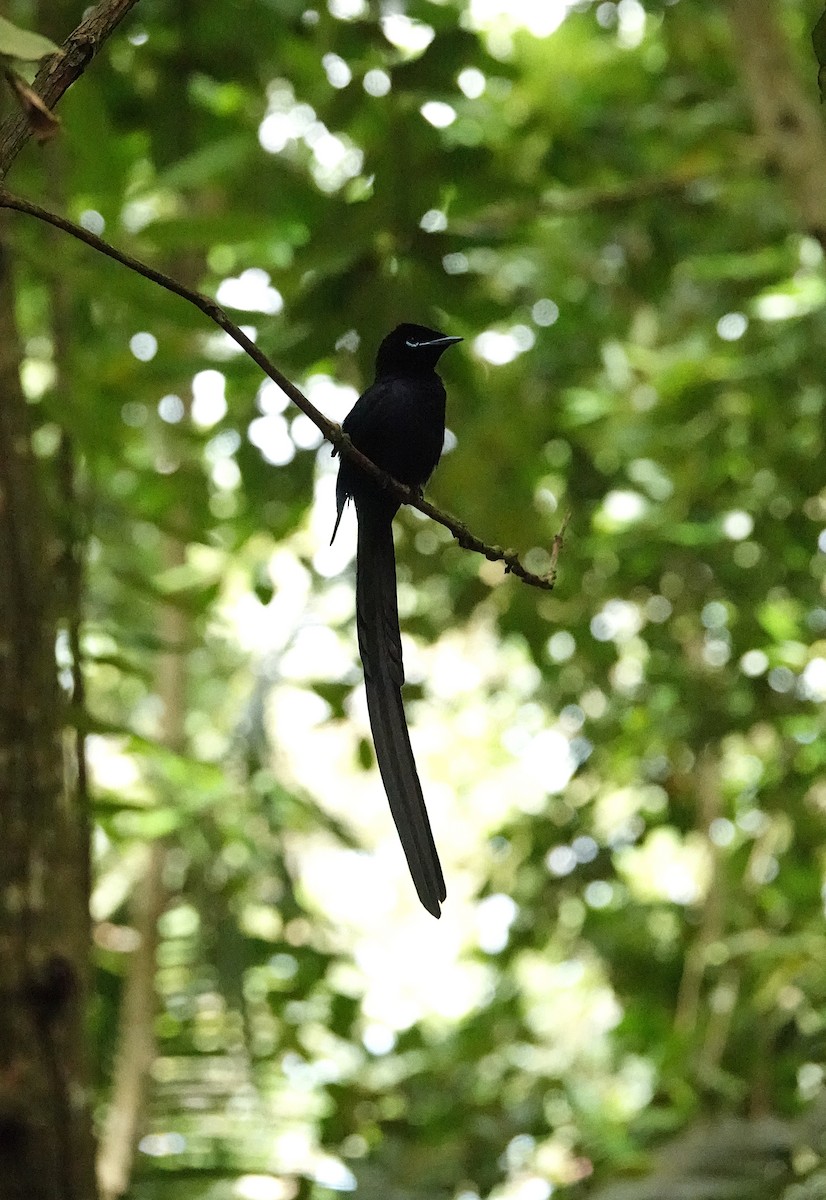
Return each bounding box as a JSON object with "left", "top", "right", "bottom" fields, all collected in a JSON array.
[{"left": 0, "top": 15, "right": 59, "bottom": 61}]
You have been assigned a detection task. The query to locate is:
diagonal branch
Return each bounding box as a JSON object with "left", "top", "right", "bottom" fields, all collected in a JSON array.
[
  {"left": 0, "top": 186, "right": 564, "bottom": 590},
  {"left": 0, "top": 0, "right": 142, "bottom": 179},
  {"left": 0, "top": 0, "right": 564, "bottom": 589}
]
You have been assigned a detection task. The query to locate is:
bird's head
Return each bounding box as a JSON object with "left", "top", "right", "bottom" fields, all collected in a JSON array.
[{"left": 375, "top": 323, "right": 463, "bottom": 376}]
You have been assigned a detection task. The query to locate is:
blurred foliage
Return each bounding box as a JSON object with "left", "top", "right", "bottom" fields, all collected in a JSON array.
[{"left": 5, "top": 0, "right": 826, "bottom": 1197}]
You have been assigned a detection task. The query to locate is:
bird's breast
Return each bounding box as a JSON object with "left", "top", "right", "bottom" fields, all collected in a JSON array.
[{"left": 351, "top": 375, "right": 446, "bottom": 489}]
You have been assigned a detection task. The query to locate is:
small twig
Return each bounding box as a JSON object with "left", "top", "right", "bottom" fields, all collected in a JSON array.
[
  {"left": 0, "top": 0, "right": 142, "bottom": 178},
  {"left": 0, "top": 186, "right": 565, "bottom": 590},
  {"left": 548, "top": 509, "right": 570, "bottom": 575}
]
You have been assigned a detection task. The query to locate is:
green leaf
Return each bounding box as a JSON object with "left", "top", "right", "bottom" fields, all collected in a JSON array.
[
  {"left": 813, "top": 7, "right": 826, "bottom": 100},
  {"left": 0, "top": 16, "right": 59, "bottom": 62},
  {"left": 152, "top": 136, "right": 255, "bottom": 191}
]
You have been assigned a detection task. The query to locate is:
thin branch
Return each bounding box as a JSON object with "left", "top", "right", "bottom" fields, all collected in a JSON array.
[
  {"left": 0, "top": 0, "right": 143, "bottom": 179},
  {"left": 0, "top": 186, "right": 565, "bottom": 591},
  {"left": 97, "top": 841, "right": 168, "bottom": 1200},
  {"left": 674, "top": 750, "right": 725, "bottom": 1039}
]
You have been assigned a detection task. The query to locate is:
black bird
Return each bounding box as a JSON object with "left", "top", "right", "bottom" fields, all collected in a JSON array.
[{"left": 332, "top": 324, "right": 462, "bottom": 918}]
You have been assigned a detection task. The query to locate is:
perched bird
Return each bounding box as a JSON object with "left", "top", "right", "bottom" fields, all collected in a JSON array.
[{"left": 332, "top": 324, "right": 462, "bottom": 918}]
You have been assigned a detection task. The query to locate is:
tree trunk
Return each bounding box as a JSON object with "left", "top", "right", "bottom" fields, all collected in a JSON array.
[
  {"left": 0, "top": 220, "right": 97, "bottom": 1197},
  {"left": 727, "top": 0, "right": 826, "bottom": 247}
]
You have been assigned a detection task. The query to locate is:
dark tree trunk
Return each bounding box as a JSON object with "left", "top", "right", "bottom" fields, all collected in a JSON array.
[{"left": 0, "top": 220, "right": 97, "bottom": 1199}]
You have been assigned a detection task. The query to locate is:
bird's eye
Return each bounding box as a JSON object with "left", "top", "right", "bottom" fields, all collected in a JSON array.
[{"left": 405, "top": 339, "right": 421, "bottom": 349}]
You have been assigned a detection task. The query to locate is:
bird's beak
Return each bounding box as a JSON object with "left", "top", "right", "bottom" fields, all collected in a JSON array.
[{"left": 426, "top": 335, "right": 463, "bottom": 347}]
